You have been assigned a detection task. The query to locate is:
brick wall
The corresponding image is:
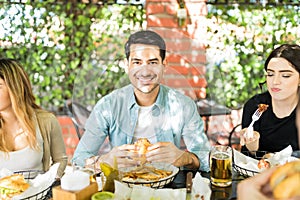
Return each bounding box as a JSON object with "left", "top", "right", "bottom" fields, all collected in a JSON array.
[
  {"left": 146, "top": 0, "right": 208, "bottom": 99},
  {"left": 57, "top": 116, "right": 79, "bottom": 164}
]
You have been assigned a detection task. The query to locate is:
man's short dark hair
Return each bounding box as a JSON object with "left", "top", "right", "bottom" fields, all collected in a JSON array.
[{"left": 125, "top": 30, "right": 166, "bottom": 61}]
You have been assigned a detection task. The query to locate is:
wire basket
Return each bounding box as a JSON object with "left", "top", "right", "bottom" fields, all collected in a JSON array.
[
  {"left": 13, "top": 170, "right": 52, "bottom": 200},
  {"left": 233, "top": 151, "right": 268, "bottom": 177},
  {"left": 120, "top": 164, "right": 179, "bottom": 189}
]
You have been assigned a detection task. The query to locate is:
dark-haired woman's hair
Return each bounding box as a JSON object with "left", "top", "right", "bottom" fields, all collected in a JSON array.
[{"left": 264, "top": 44, "right": 300, "bottom": 73}]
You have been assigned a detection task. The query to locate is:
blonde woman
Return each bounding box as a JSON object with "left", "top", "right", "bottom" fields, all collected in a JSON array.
[{"left": 0, "top": 58, "right": 67, "bottom": 178}]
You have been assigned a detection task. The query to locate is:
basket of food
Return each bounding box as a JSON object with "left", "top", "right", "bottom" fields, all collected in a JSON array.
[
  {"left": 120, "top": 162, "right": 179, "bottom": 189},
  {"left": 233, "top": 150, "right": 269, "bottom": 177},
  {"left": 233, "top": 145, "right": 300, "bottom": 177},
  {"left": 0, "top": 170, "right": 53, "bottom": 200},
  {"left": 16, "top": 170, "right": 52, "bottom": 200}
]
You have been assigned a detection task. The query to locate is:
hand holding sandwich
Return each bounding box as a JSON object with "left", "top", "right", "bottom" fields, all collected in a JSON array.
[
  {"left": 237, "top": 167, "right": 275, "bottom": 200},
  {"left": 237, "top": 160, "right": 300, "bottom": 200},
  {"left": 85, "top": 144, "right": 139, "bottom": 170},
  {"left": 146, "top": 142, "right": 200, "bottom": 169}
]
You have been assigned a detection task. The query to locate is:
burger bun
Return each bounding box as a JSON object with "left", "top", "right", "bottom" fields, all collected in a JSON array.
[{"left": 269, "top": 160, "right": 300, "bottom": 199}]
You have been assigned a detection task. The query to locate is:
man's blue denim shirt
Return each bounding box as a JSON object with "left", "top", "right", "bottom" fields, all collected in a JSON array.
[{"left": 72, "top": 84, "right": 211, "bottom": 172}]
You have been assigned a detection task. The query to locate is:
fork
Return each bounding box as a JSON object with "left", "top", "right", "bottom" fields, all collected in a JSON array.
[{"left": 245, "top": 109, "right": 263, "bottom": 138}]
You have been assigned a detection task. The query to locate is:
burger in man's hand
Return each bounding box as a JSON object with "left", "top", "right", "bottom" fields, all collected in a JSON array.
[{"left": 133, "top": 138, "right": 152, "bottom": 165}]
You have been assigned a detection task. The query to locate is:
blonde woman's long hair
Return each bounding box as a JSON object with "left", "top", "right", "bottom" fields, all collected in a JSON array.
[{"left": 0, "top": 58, "right": 41, "bottom": 152}]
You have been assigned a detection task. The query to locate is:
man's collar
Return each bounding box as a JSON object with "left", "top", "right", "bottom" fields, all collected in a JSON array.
[{"left": 127, "top": 84, "right": 166, "bottom": 110}]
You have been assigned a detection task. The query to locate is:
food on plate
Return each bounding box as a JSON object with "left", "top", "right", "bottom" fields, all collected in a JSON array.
[
  {"left": 262, "top": 153, "right": 274, "bottom": 159},
  {"left": 0, "top": 174, "right": 29, "bottom": 199},
  {"left": 257, "top": 153, "right": 274, "bottom": 169},
  {"left": 269, "top": 160, "right": 300, "bottom": 199},
  {"left": 258, "top": 104, "right": 269, "bottom": 112},
  {"left": 257, "top": 159, "right": 271, "bottom": 169},
  {"left": 122, "top": 165, "right": 173, "bottom": 181}
]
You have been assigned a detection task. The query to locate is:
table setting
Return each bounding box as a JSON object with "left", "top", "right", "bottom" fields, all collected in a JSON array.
[
  {"left": 7, "top": 135, "right": 298, "bottom": 200},
  {"left": 0, "top": 163, "right": 60, "bottom": 200},
  {"left": 4, "top": 145, "right": 298, "bottom": 200}
]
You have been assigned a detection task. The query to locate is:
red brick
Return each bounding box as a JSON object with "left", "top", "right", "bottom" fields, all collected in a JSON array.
[
  {"left": 193, "top": 88, "right": 207, "bottom": 99},
  {"left": 164, "top": 77, "right": 192, "bottom": 88},
  {"left": 66, "top": 148, "right": 74, "bottom": 157},
  {"left": 188, "top": 77, "right": 207, "bottom": 87},
  {"left": 61, "top": 127, "right": 70, "bottom": 135},
  {"left": 167, "top": 54, "right": 183, "bottom": 63},
  {"left": 163, "top": 29, "right": 190, "bottom": 40},
  {"left": 57, "top": 116, "right": 73, "bottom": 125},
  {"left": 166, "top": 40, "right": 191, "bottom": 52},
  {"left": 165, "top": 3, "right": 178, "bottom": 15},
  {"left": 190, "top": 66, "right": 206, "bottom": 75},
  {"left": 181, "top": 53, "right": 206, "bottom": 64},
  {"left": 147, "top": 3, "right": 165, "bottom": 15},
  {"left": 65, "top": 137, "right": 79, "bottom": 148},
  {"left": 148, "top": 15, "right": 178, "bottom": 28},
  {"left": 166, "top": 65, "right": 189, "bottom": 75},
  {"left": 57, "top": 115, "right": 80, "bottom": 162}
]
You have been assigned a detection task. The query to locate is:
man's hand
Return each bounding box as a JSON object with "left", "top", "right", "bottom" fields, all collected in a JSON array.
[
  {"left": 85, "top": 144, "right": 140, "bottom": 170},
  {"left": 237, "top": 167, "right": 276, "bottom": 200},
  {"left": 146, "top": 142, "right": 199, "bottom": 169}
]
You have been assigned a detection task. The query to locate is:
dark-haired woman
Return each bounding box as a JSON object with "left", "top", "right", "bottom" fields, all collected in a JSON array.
[{"left": 241, "top": 44, "right": 300, "bottom": 152}]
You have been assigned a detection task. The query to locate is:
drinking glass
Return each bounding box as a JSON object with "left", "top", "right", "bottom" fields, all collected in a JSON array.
[{"left": 209, "top": 145, "right": 232, "bottom": 187}]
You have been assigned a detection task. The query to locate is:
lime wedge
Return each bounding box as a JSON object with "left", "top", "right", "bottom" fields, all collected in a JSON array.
[{"left": 91, "top": 191, "right": 115, "bottom": 200}]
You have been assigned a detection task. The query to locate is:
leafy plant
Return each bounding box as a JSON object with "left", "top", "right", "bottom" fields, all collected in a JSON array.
[
  {"left": 0, "top": 1, "right": 145, "bottom": 113},
  {"left": 205, "top": 5, "right": 300, "bottom": 109}
]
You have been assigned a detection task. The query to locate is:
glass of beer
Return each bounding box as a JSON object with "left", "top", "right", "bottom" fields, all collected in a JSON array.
[{"left": 209, "top": 145, "right": 232, "bottom": 187}]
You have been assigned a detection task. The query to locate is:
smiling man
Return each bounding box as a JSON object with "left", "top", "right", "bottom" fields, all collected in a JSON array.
[{"left": 72, "top": 30, "right": 211, "bottom": 172}]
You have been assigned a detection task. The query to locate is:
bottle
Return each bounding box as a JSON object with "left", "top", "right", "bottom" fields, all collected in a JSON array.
[{"left": 177, "top": 0, "right": 187, "bottom": 27}]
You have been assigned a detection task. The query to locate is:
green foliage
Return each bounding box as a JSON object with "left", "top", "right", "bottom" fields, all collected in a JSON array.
[
  {"left": 0, "top": 2, "right": 145, "bottom": 112},
  {"left": 205, "top": 5, "right": 300, "bottom": 109}
]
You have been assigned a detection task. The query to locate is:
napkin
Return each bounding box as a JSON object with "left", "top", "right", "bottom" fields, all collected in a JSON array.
[
  {"left": 267, "top": 145, "right": 298, "bottom": 165},
  {"left": 0, "top": 168, "right": 13, "bottom": 178},
  {"left": 113, "top": 180, "right": 186, "bottom": 200},
  {"left": 233, "top": 145, "right": 298, "bottom": 176},
  {"left": 12, "top": 163, "right": 60, "bottom": 200},
  {"left": 191, "top": 172, "right": 211, "bottom": 200},
  {"left": 61, "top": 170, "right": 90, "bottom": 191}
]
